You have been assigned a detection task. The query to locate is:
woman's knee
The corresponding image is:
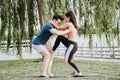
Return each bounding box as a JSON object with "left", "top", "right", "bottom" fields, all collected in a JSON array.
[
  {"left": 65, "top": 59, "right": 69, "bottom": 64},
  {"left": 66, "top": 59, "right": 72, "bottom": 64}
]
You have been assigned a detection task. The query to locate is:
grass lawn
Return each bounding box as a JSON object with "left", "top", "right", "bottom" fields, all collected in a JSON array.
[{"left": 0, "top": 58, "right": 120, "bottom": 80}]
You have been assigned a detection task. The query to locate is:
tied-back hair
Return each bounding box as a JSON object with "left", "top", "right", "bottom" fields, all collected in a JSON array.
[{"left": 65, "top": 11, "right": 77, "bottom": 29}]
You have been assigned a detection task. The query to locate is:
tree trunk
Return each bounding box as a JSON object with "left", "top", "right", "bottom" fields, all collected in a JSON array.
[
  {"left": 37, "top": 0, "right": 44, "bottom": 29},
  {"left": 37, "top": 0, "right": 44, "bottom": 60},
  {"left": 37, "top": 0, "right": 52, "bottom": 61}
]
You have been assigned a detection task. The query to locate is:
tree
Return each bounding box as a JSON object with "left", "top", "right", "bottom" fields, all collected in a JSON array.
[
  {"left": 37, "top": 0, "right": 44, "bottom": 29},
  {"left": 0, "top": 0, "right": 36, "bottom": 57},
  {"left": 0, "top": 0, "right": 120, "bottom": 57}
]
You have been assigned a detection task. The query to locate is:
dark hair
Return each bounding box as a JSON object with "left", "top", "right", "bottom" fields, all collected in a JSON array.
[
  {"left": 52, "top": 15, "right": 64, "bottom": 21},
  {"left": 65, "top": 11, "right": 77, "bottom": 29}
]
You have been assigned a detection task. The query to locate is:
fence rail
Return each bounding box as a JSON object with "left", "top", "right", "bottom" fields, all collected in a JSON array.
[
  {"left": 0, "top": 40, "right": 30, "bottom": 48},
  {"left": 0, "top": 40, "right": 120, "bottom": 59},
  {"left": 0, "top": 40, "right": 30, "bottom": 54},
  {"left": 55, "top": 47, "right": 120, "bottom": 59}
]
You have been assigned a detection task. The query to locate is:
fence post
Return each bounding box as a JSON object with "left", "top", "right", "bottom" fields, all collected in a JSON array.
[
  {"left": 101, "top": 47, "right": 103, "bottom": 57},
  {"left": 112, "top": 47, "right": 115, "bottom": 59}
]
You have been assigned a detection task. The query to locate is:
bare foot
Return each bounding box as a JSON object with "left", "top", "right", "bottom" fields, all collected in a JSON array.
[
  {"left": 42, "top": 73, "right": 49, "bottom": 77},
  {"left": 47, "top": 73, "right": 54, "bottom": 77}
]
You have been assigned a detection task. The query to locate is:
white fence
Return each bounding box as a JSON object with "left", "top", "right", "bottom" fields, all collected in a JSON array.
[
  {"left": 0, "top": 34, "right": 120, "bottom": 59},
  {"left": 51, "top": 34, "right": 120, "bottom": 59},
  {"left": 55, "top": 46, "right": 120, "bottom": 59}
]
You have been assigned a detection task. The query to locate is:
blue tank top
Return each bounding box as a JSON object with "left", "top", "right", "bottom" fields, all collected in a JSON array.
[{"left": 32, "top": 22, "right": 54, "bottom": 45}]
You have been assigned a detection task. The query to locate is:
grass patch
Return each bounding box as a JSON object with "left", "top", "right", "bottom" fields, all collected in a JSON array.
[{"left": 0, "top": 58, "right": 120, "bottom": 80}]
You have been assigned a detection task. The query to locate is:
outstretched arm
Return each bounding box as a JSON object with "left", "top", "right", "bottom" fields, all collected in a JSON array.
[{"left": 50, "top": 28, "right": 70, "bottom": 35}]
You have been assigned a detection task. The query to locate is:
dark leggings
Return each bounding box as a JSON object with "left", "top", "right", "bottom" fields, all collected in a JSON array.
[
  {"left": 52, "top": 36, "right": 80, "bottom": 73},
  {"left": 52, "top": 36, "right": 69, "bottom": 51}
]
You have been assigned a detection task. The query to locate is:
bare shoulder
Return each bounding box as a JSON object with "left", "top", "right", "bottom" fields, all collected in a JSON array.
[
  {"left": 65, "top": 23, "right": 74, "bottom": 28},
  {"left": 65, "top": 22, "right": 72, "bottom": 26}
]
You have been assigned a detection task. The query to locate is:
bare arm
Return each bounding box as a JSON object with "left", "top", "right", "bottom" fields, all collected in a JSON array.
[
  {"left": 50, "top": 28, "right": 70, "bottom": 35},
  {"left": 51, "top": 22, "right": 68, "bottom": 30}
]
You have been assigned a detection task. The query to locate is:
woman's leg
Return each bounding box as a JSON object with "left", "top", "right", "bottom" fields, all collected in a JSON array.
[
  {"left": 65, "top": 44, "right": 80, "bottom": 74},
  {"left": 52, "top": 36, "right": 69, "bottom": 51}
]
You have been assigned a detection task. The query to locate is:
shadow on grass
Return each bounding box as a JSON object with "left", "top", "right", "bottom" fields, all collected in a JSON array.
[{"left": 19, "top": 73, "right": 100, "bottom": 79}]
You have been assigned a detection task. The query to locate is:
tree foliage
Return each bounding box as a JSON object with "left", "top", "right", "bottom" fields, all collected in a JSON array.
[
  {"left": 0, "top": 0, "right": 120, "bottom": 56},
  {"left": 0, "top": 0, "right": 36, "bottom": 57}
]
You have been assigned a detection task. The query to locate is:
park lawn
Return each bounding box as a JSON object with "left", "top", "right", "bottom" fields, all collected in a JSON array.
[{"left": 0, "top": 58, "right": 120, "bottom": 80}]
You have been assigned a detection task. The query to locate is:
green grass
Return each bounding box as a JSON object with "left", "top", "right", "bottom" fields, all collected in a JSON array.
[{"left": 0, "top": 58, "right": 120, "bottom": 80}]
